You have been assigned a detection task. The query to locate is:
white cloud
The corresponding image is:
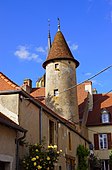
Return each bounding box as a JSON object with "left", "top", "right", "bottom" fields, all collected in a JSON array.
[
  {"left": 91, "top": 79, "right": 103, "bottom": 86},
  {"left": 70, "top": 44, "right": 79, "bottom": 51},
  {"left": 36, "top": 47, "right": 46, "bottom": 53},
  {"left": 14, "top": 45, "right": 42, "bottom": 63},
  {"left": 85, "top": 72, "right": 92, "bottom": 76},
  {"left": 67, "top": 41, "right": 79, "bottom": 51}
]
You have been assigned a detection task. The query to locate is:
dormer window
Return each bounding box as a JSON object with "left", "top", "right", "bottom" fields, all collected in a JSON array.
[{"left": 101, "top": 109, "right": 110, "bottom": 123}]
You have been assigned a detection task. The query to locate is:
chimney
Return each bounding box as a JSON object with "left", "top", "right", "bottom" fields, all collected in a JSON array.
[
  {"left": 22, "top": 79, "right": 32, "bottom": 93},
  {"left": 84, "top": 81, "right": 93, "bottom": 111}
]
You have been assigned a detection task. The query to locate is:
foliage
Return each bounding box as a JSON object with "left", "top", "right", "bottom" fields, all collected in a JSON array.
[
  {"left": 77, "top": 144, "right": 90, "bottom": 170},
  {"left": 21, "top": 142, "right": 62, "bottom": 170},
  {"left": 109, "top": 150, "right": 112, "bottom": 166},
  {"left": 89, "top": 154, "right": 102, "bottom": 169}
]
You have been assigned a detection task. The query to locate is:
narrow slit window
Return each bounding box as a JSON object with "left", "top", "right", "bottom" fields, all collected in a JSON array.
[
  {"left": 49, "top": 120, "right": 54, "bottom": 145},
  {"left": 55, "top": 64, "right": 59, "bottom": 70},
  {"left": 54, "top": 89, "right": 59, "bottom": 96},
  {"left": 68, "top": 132, "right": 71, "bottom": 150}
]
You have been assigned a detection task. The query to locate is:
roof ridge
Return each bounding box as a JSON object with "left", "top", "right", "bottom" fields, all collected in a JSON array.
[{"left": 0, "top": 72, "right": 19, "bottom": 89}]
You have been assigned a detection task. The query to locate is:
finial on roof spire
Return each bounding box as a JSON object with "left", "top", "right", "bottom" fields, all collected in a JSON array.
[
  {"left": 48, "top": 19, "right": 51, "bottom": 37},
  {"left": 48, "top": 19, "right": 51, "bottom": 53},
  {"left": 58, "top": 18, "right": 60, "bottom": 31}
]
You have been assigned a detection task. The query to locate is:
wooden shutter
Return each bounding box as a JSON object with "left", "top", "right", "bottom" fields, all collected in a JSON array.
[
  {"left": 107, "top": 133, "right": 112, "bottom": 149},
  {"left": 94, "top": 134, "right": 99, "bottom": 150}
]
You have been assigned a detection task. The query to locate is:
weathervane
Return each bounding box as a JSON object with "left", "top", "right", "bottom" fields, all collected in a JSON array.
[
  {"left": 48, "top": 19, "right": 50, "bottom": 36},
  {"left": 48, "top": 19, "right": 51, "bottom": 52},
  {"left": 58, "top": 18, "right": 60, "bottom": 31}
]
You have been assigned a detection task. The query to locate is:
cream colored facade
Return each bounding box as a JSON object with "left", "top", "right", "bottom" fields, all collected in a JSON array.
[
  {"left": 0, "top": 124, "right": 16, "bottom": 170},
  {"left": 88, "top": 125, "right": 112, "bottom": 159},
  {"left": 46, "top": 60, "right": 79, "bottom": 123},
  {"left": 0, "top": 90, "right": 90, "bottom": 170}
]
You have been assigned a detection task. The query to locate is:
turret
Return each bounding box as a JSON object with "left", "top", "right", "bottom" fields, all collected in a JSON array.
[{"left": 43, "top": 20, "right": 80, "bottom": 123}]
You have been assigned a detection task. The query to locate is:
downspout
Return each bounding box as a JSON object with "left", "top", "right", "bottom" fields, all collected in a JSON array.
[
  {"left": 39, "top": 107, "right": 42, "bottom": 144},
  {"left": 16, "top": 130, "right": 27, "bottom": 170}
]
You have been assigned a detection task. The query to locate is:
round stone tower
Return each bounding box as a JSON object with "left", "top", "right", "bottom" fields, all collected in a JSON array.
[{"left": 43, "top": 24, "right": 80, "bottom": 123}]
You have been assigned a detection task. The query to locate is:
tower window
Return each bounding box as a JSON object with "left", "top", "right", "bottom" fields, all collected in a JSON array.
[
  {"left": 54, "top": 89, "right": 59, "bottom": 96},
  {"left": 55, "top": 64, "right": 59, "bottom": 70}
]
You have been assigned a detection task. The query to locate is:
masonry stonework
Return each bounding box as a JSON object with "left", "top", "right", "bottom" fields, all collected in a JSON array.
[{"left": 46, "top": 60, "right": 79, "bottom": 123}]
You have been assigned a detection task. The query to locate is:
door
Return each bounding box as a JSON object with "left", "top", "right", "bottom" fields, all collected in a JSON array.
[{"left": 0, "top": 161, "right": 5, "bottom": 170}]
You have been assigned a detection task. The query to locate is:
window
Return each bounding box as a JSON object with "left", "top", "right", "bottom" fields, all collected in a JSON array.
[
  {"left": 49, "top": 120, "right": 54, "bottom": 145},
  {"left": 101, "top": 160, "right": 109, "bottom": 170},
  {"left": 101, "top": 109, "right": 110, "bottom": 123},
  {"left": 59, "top": 166, "right": 62, "bottom": 170},
  {"left": 68, "top": 132, "right": 71, "bottom": 150},
  {"left": 94, "top": 133, "right": 111, "bottom": 150},
  {"left": 54, "top": 89, "right": 59, "bottom": 96},
  {"left": 66, "top": 155, "right": 75, "bottom": 170},
  {"left": 99, "top": 134, "right": 108, "bottom": 149},
  {"left": 55, "top": 63, "right": 59, "bottom": 70}
]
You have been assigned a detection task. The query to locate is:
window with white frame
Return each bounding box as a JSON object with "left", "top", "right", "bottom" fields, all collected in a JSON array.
[
  {"left": 101, "top": 109, "right": 110, "bottom": 123},
  {"left": 99, "top": 134, "right": 108, "bottom": 149}
]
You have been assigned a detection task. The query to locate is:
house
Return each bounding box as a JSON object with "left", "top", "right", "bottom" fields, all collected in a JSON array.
[
  {"left": 77, "top": 81, "right": 112, "bottom": 170},
  {"left": 0, "top": 111, "right": 27, "bottom": 170},
  {"left": 0, "top": 72, "right": 91, "bottom": 170},
  {"left": 0, "top": 22, "right": 91, "bottom": 169}
]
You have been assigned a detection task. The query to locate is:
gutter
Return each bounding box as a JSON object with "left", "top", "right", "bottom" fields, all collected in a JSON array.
[
  {"left": 16, "top": 130, "right": 27, "bottom": 170},
  {"left": 0, "top": 90, "right": 91, "bottom": 144}
]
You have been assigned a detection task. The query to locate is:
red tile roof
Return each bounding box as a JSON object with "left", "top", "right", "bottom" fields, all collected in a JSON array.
[
  {"left": 43, "top": 31, "right": 79, "bottom": 68},
  {"left": 30, "top": 87, "right": 45, "bottom": 103},
  {"left": 87, "top": 93, "right": 112, "bottom": 126},
  {"left": 0, "top": 72, "right": 20, "bottom": 91}
]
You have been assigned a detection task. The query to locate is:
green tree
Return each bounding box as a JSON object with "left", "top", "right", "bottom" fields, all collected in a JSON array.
[{"left": 77, "top": 144, "right": 90, "bottom": 170}]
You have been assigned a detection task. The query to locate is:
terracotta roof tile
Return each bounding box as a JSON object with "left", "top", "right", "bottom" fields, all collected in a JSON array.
[
  {"left": 0, "top": 72, "right": 19, "bottom": 91},
  {"left": 30, "top": 87, "right": 45, "bottom": 103},
  {"left": 43, "top": 31, "right": 79, "bottom": 68},
  {"left": 87, "top": 93, "right": 112, "bottom": 126}
]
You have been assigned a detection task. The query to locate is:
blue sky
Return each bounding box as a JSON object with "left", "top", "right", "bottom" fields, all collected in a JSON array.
[{"left": 0, "top": 0, "right": 112, "bottom": 93}]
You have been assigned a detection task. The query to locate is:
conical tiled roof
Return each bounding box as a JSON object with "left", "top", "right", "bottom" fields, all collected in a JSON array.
[{"left": 43, "top": 31, "right": 79, "bottom": 68}]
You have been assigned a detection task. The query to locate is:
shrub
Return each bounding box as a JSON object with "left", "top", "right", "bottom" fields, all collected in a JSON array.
[{"left": 22, "top": 143, "right": 62, "bottom": 170}]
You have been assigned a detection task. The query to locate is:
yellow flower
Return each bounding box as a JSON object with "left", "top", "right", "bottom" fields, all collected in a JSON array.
[
  {"left": 57, "top": 151, "right": 59, "bottom": 154},
  {"left": 34, "top": 162, "right": 37, "bottom": 166},
  {"left": 31, "top": 157, "right": 36, "bottom": 161},
  {"left": 48, "top": 145, "right": 53, "bottom": 149},
  {"left": 53, "top": 145, "right": 57, "bottom": 149},
  {"left": 36, "top": 149, "right": 38, "bottom": 152},
  {"left": 37, "top": 165, "right": 42, "bottom": 169},
  {"left": 47, "top": 156, "right": 50, "bottom": 160},
  {"left": 36, "top": 156, "right": 39, "bottom": 159},
  {"left": 60, "top": 149, "right": 62, "bottom": 152}
]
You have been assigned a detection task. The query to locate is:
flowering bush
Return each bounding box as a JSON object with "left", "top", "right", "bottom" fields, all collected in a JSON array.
[{"left": 22, "top": 143, "right": 62, "bottom": 170}]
